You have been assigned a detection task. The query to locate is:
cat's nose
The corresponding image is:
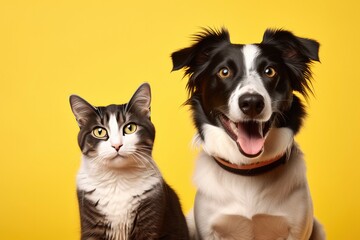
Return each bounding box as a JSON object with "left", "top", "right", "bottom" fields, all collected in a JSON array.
[{"left": 112, "top": 144, "right": 122, "bottom": 151}]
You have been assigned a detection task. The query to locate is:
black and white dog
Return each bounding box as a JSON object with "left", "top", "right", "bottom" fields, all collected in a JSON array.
[{"left": 171, "top": 28, "right": 325, "bottom": 239}]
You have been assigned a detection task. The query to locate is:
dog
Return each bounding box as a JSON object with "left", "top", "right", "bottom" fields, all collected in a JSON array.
[{"left": 171, "top": 28, "right": 325, "bottom": 240}]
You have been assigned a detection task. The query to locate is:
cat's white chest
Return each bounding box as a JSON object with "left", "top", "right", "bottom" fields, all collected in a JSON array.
[{"left": 77, "top": 160, "right": 161, "bottom": 227}]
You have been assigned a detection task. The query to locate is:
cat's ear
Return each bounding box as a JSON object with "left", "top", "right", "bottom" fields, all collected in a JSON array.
[
  {"left": 128, "top": 83, "right": 151, "bottom": 118},
  {"left": 69, "top": 95, "right": 98, "bottom": 127}
]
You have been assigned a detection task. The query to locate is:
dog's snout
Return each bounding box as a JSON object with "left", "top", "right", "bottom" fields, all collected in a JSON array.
[{"left": 238, "top": 93, "right": 265, "bottom": 118}]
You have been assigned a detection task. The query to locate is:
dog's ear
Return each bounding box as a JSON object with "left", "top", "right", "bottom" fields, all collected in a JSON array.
[
  {"left": 262, "top": 29, "right": 320, "bottom": 62},
  {"left": 171, "top": 28, "right": 230, "bottom": 94},
  {"left": 171, "top": 47, "right": 194, "bottom": 71},
  {"left": 262, "top": 29, "right": 320, "bottom": 97},
  {"left": 171, "top": 28, "right": 231, "bottom": 71}
]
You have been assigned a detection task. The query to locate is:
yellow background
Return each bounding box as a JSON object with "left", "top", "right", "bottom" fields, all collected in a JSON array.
[{"left": 0, "top": 0, "right": 359, "bottom": 239}]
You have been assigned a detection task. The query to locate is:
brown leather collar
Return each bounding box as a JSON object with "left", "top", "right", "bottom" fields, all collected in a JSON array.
[{"left": 213, "top": 152, "right": 288, "bottom": 176}]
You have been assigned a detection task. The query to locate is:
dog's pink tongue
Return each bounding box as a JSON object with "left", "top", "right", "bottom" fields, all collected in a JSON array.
[{"left": 237, "top": 122, "right": 265, "bottom": 156}]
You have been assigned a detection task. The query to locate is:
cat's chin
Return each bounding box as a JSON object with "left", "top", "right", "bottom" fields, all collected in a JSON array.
[
  {"left": 103, "top": 154, "right": 125, "bottom": 166},
  {"left": 102, "top": 154, "right": 140, "bottom": 170}
]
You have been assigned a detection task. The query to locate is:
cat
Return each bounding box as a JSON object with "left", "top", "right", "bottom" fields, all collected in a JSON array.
[{"left": 69, "top": 83, "right": 189, "bottom": 240}]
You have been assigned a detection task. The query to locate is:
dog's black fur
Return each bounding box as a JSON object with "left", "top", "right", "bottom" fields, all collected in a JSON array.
[
  {"left": 172, "top": 28, "right": 319, "bottom": 142},
  {"left": 171, "top": 28, "right": 323, "bottom": 239}
]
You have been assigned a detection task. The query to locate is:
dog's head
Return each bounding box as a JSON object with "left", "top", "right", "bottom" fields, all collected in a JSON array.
[{"left": 171, "top": 28, "right": 319, "bottom": 162}]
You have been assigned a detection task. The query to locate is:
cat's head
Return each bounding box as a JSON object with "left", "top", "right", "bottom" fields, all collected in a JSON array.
[{"left": 70, "top": 83, "right": 155, "bottom": 170}]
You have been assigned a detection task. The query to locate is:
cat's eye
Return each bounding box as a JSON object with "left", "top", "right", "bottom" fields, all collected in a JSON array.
[
  {"left": 92, "top": 127, "right": 108, "bottom": 139},
  {"left": 264, "top": 67, "right": 277, "bottom": 78},
  {"left": 217, "top": 67, "right": 232, "bottom": 79},
  {"left": 124, "top": 123, "right": 137, "bottom": 135}
]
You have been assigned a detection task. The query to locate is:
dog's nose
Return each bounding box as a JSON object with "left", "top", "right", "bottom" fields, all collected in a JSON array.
[{"left": 238, "top": 93, "right": 265, "bottom": 118}]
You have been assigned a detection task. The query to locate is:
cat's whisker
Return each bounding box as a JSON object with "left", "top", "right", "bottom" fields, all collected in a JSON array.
[
  {"left": 131, "top": 152, "right": 155, "bottom": 170},
  {"left": 131, "top": 151, "right": 161, "bottom": 178},
  {"left": 129, "top": 153, "right": 148, "bottom": 169}
]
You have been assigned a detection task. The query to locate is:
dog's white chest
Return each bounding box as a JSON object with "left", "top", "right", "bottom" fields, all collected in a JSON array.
[
  {"left": 195, "top": 173, "right": 263, "bottom": 221},
  {"left": 193, "top": 152, "right": 271, "bottom": 218},
  {"left": 192, "top": 147, "right": 312, "bottom": 239}
]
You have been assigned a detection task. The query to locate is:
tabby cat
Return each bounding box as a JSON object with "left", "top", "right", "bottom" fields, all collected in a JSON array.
[{"left": 69, "top": 83, "right": 189, "bottom": 240}]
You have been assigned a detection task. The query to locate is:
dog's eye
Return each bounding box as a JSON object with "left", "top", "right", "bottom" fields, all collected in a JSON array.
[
  {"left": 217, "top": 67, "right": 232, "bottom": 79},
  {"left": 264, "top": 67, "right": 277, "bottom": 78}
]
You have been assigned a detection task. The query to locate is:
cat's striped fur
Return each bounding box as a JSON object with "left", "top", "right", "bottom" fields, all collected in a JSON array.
[{"left": 70, "top": 83, "right": 189, "bottom": 240}]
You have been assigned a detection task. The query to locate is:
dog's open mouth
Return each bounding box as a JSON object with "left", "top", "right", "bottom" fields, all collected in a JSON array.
[{"left": 219, "top": 115, "right": 272, "bottom": 158}]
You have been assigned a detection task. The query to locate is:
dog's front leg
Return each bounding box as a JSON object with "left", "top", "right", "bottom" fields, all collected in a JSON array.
[
  {"left": 186, "top": 208, "right": 200, "bottom": 240},
  {"left": 285, "top": 210, "right": 316, "bottom": 240},
  {"left": 309, "top": 218, "right": 326, "bottom": 240}
]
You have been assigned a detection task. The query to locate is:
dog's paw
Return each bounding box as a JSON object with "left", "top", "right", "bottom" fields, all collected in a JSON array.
[
  {"left": 212, "top": 214, "right": 254, "bottom": 240},
  {"left": 252, "top": 214, "right": 289, "bottom": 240},
  {"left": 211, "top": 214, "right": 289, "bottom": 240}
]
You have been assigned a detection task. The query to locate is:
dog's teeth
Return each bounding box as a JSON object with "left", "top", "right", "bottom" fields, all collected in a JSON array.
[
  {"left": 230, "top": 121, "right": 237, "bottom": 133},
  {"left": 259, "top": 123, "right": 263, "bottom": 137}
]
